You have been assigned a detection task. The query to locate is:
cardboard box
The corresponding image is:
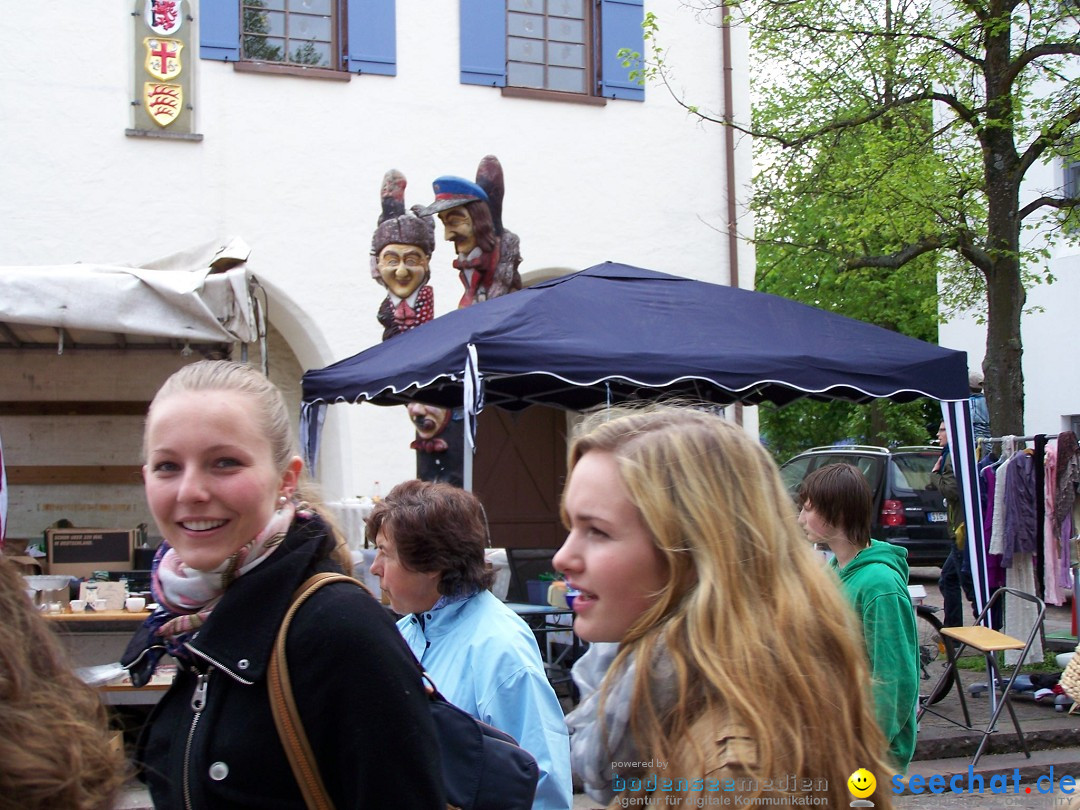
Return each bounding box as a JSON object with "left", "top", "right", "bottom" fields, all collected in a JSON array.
[
  {"left": 46, "top": 529, "right": 135, "bottom": 579},
  {"left": 108, "top": 729, "right": 124, "bottom": 758}
]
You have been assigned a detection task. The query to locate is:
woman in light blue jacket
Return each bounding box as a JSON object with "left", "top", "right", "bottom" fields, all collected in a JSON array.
[{"left": 368, "top": 479, "right": 573, "bottom": 810}]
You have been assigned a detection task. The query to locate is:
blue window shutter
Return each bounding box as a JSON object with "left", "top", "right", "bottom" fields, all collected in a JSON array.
[
  {"left": 460, "top": 0, "right": 506, "bottom": 87},
  {"left": 200, "top": 1, "right": 240, "bottom": 62},
  {"left": 599, "top": 0, "right": 644, "bottom": 101},
  {"left": 347, "top": 0, "right": 397, "bottom": 75}
]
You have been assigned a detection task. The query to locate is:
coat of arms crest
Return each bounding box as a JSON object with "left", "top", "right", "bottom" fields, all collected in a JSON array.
[{"left": 144, "top": 37, "right": 183, "bottom": 81}]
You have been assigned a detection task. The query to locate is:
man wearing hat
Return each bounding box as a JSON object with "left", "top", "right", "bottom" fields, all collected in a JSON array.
[{"left": 423, "top": 158, "right": 522, "bottom": 307}]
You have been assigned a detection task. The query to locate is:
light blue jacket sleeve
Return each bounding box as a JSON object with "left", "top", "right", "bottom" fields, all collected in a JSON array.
[
  {"left": 475, "top": 663, "right": 573, "bottom": 810},
  {"left": 396, "top": 592, "right": 573, "bottom": 810}
]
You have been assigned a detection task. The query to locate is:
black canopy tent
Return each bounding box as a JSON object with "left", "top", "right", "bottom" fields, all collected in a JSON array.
[{"left": 301, "top": 263, "right": 987, "bottom": 608}]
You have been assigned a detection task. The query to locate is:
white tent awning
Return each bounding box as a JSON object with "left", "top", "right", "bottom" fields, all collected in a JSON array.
[{"left": 0, "top": 237, "right": 260, "bottom": 349}]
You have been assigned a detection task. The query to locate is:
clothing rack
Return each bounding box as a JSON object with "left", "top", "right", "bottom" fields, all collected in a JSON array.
[
  {"left": 979, "top": 434, "right": 1060, "bottom": 445},
  {"left": 978, "top": 432, "right": 1077, "bottom": 610}
]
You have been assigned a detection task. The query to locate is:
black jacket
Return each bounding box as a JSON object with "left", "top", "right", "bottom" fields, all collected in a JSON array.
[{"left": 126, "top": 515, "right": 444, "bottom": 809}]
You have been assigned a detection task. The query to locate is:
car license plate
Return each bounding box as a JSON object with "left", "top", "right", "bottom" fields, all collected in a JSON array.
[{"left": 927, "top": 512, "right": 947, "bottom": 523}]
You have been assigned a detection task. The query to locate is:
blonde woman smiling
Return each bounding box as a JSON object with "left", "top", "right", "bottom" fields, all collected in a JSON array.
[
  {"left": 123, "top": 360, "right": 443, "bottom": 808},
  {"left": 555, "top": 406, "right": 895, "bottom": 809}
]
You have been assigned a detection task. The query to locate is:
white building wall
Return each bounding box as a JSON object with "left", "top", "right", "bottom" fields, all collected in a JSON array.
[{"left": 0, "top": 2, "right": 750, "bottom": 504}]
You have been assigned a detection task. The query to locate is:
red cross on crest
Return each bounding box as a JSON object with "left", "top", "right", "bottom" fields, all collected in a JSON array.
[{"left": 144, "top": 37, "right": 183, "bottom": 81}]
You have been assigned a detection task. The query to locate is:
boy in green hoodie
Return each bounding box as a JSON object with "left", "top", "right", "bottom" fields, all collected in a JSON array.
[{"left": 798, "top": 463, "right": 920, "bottom": 771}]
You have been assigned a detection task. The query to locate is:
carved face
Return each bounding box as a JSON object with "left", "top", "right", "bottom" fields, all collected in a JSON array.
[
  {"left": 377, "top": 243, "right": 430, "bottom": 299},
  {"left": 437, "top": 206, "right": 476, "bottom": 255},
  {"left": 407, "top": 402, "right": 451, "bottom": 439}
]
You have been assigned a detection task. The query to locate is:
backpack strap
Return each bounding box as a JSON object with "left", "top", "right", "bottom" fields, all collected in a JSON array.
[{"left": 268, "top": 572, "right": 365, "bottom": 810}]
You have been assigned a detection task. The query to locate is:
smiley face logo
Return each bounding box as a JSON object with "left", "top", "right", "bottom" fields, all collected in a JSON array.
[{"left": 847, "top": 768, "right": 876, "bottom": 798}]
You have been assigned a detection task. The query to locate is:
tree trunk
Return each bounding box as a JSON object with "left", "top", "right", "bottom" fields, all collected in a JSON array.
[
  {"left": 983, "top": 257, "right": 1025, "bottom": 438},
  {"left": 867, "top": 399, "right": 888, "bottom": 446},
  {"left": 980, "top": 17, "right": 1025, "bottom": 439}
]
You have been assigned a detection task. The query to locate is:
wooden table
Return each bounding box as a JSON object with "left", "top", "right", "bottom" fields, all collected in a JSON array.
[
  {"left": 46, "top": 609, "right": 174, "bottom": 705},
  {"left": 97, "top": 667, "right": 174, "bottom": 706},
  {"left": 44, "top": 608, "right": 149, "bottom": 625},
  {"left": 44, "top": 609, "right": 150, "bottom": 669}
]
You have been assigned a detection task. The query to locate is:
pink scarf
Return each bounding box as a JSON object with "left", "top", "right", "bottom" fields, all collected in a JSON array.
[{"left": 153, "top": 502, "right": 295, "bottom": 642}]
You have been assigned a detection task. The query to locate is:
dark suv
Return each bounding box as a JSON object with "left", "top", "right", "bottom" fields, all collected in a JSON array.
[{"left": 778, "top": 445, "right": 953, "bottom": 567}]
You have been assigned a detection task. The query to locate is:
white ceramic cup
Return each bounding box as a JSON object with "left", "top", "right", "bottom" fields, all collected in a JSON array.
[
  {"left": 125, "top": 596, "right": 147, "bottom": 612},
  {"left": 93, "top": 599, "right": 108, "bottom": 612},
  {"left": 69, "top": 599, "right": 87, "bottom": 612}
]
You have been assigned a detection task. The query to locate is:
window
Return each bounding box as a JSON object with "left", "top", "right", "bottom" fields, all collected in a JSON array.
[
  {"left": 507, "top": 0, "right": 589, "bottom": 94},
  {"left": 1066, "top": 159, "right": 1080, "bottom": 200},
  {"left": 242, "top": 1, "right": 335, "bottom": 68},
  {"left": 200, "top": 0, "right": 396, "bottom": 76},
  {"left": 460, "top": 0, "right": 645, "bottom": 101}
]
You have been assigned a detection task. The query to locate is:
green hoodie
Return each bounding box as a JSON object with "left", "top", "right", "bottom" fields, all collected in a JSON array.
[{"left": 830, "top": 539, "right": 920, "bottom": 771}]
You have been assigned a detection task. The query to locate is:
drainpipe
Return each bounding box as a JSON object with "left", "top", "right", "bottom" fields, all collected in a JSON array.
[{"left": 721, "top": 0, "right": 744, "bottom": 426}]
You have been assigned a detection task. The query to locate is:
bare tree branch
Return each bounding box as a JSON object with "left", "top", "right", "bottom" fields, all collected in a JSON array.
[
  {"left": 1017, "top": 102, "right": 1080, "bottom": 177},
  {"left": 1019, "top": 194, "right": 1080, "bottom": 220},
  {"left": 1005, "top": 42, "right": 1080, "bottom": 85},
  {"left": 845, "top": 236, "right": 947, "bottom": 269}
]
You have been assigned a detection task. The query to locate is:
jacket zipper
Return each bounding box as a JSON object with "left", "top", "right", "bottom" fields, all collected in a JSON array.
[
  {"left": 179, "top": 644, "right": 255, "bottom": 809},
  {"left": 184, "top": 642, "right": 255, "bottom": 685},
  {"left": 183, "top": 668, "right": 211, "bottom": 810}
]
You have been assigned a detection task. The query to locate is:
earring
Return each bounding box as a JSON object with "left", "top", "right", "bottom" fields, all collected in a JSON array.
[{"left": 277, "top": 495, "right": 288, "bottom": 510}]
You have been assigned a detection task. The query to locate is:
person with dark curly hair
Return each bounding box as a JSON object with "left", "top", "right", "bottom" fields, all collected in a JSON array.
[
  {"left": 368, "top": 479, "right": 572, "bottom": 810},
  {"left": 0, "top": 557, "right": 128, "bottom": 810}
]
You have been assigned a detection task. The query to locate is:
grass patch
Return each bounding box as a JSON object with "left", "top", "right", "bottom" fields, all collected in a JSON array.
[{"left": 953, "top": 650, "right": 1060, "bottom": 674}]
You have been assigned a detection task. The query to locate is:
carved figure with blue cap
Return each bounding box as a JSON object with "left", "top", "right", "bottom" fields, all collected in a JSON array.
[{"left": 422, "top": 156, "right": 522, "bottom": 308}]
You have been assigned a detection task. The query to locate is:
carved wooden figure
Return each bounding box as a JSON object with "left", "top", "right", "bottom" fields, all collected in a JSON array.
[
  {"left": 422, "top": 155, "right": 522, "bottom": 308},
  {"left": 370, "top": 169, "right": 436, "bottom": 341},
  {"left": 369, "top": 170, "right": 461, "bottom": 484},
  {"left": 407, "top": 402, "right": 464, "bottom": 488}
]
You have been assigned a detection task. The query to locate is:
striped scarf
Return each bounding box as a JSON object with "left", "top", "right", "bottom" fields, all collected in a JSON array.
[{"left": 147, "top": 502, "right": 295, "bottom": 659}]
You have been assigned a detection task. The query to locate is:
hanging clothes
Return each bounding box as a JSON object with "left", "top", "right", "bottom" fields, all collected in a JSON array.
[
  {"left": 982, "top": 432, "right": 1077, "bottom": 663},
  {"left": 979, "top": 463, "right": 1006, "bottom": 590},
  {"left": 1043, "top": 444, "right": 1066, "bottom": 606},
  {"left": 1056, "top": 432, "right": 1080, "bottom": 535},
  {"left": 1003, "top": 451, "right": 1038, "bottom": 568},
  {"left": 0, "top": 430, "right": 6, "bottom": 548},
  {"left": 1054, "top": 432, "right": 1079, "bottom": 600},
  {"left": 989, "top": 439, "right": 1017, "bottom": 557},
  {"left": 1004, "top": 554, "right": 1044, "bottom": 666},
  {"left": 990, "top": 441, "right": 1042, "bottom": 665}
]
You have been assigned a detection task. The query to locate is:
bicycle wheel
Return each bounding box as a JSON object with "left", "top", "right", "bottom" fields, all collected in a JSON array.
[{"left": 915, "top": 605, "right": 954, "bottom": 706}]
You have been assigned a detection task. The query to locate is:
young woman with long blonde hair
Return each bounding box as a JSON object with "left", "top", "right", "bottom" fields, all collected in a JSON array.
[{"left": 554, "top": 406, "right": 894, "bottom": 808}]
